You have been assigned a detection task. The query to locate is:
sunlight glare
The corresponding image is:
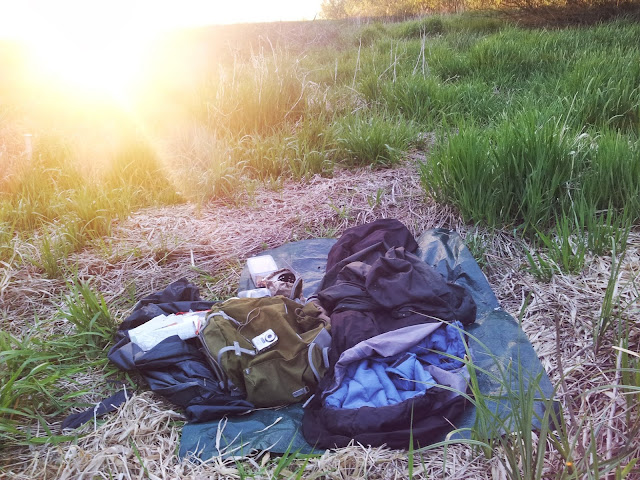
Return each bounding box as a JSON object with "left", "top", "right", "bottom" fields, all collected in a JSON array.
[
  {"left": 25, "top": 28, "right": 152, "bottom": 102},
  {"left": 4, "top": 1, "right": 324, "bottom": 102}
]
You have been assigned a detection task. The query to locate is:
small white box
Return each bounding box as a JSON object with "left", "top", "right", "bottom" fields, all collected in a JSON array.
[{"left": 246, "top": 255, "right": 278, "bottom": 287}]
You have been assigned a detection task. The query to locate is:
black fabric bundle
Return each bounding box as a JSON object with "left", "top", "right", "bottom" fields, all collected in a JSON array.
[
  {"left": 107, "top": 278, "right": 253, "bottom": 422},
  {"left": 303, "top": 219, "right": 477, "bottom": 449},
  {"left": 116, "top": 278, "right": 214, "bottom": 331}
]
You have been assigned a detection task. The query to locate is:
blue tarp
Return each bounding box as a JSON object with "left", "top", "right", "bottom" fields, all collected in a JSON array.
[{"left": 179, "top": 229, "right": 558, "bottom": 459}]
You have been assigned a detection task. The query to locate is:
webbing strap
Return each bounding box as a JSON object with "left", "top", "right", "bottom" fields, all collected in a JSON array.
[
  {"left": 290, "top": 277, "right": 303, "bottom": 300},
  {"left": 217, "top": 341, "right": 256, "bottom": 367},
  {"left": 216, "top": 341, "right": 256, "bottom": 392},
  {"left": 308, "top": 343, "right": 321, "bottom": 383},
  {"left": 313, "top": 328, "right": 332, "bottom": 350},
  {"left": 308, "top": 328, "right": 332, "bottom": 382},
  {"left": 302, "top": 393, "right": 315, "bottom": 408}
]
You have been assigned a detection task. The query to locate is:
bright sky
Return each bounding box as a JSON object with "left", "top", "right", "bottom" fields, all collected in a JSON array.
[
  {"left": 0, "top": 1, "right": 324, "bottom": 39},
  {"left": 0, "top": 1, "right": 324, "bottom": 99}
]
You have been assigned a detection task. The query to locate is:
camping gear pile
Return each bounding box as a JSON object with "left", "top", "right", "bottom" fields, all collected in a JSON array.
[{"left": 106, "top": 218, "right": 554, "bottom": 453}]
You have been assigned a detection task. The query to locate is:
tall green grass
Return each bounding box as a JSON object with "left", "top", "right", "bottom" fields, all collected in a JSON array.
[
  {"left": 381, "top": 76, "right": 504, "bottom": 126},
  {"left": 334, "top": 112, "right": 419, "bottom": 167},
  {"left": 0, "top": 221, "right": 15, "bottom": 262},
  {"left": 423, "top": 112, "right": 578, "bottom": 230},
  {"left": 163, "top": 125, "right": 245, "bottom": 203},
  {"left": 560, "top": 51, "right": 640, "bottom": 131},
  {"left": 196, "top": 51, "right": 307, "bottom": 138},
  {"left": 422, "top": 111, "right": 640, "bottom": 263}
]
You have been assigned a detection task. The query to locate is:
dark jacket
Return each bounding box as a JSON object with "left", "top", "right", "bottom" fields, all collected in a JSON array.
[
  {"left": 319, "top": 218, "right": 419, "bottom": 292},
  {"left": 319, "top": 222, "right": 476, "bottom": 364}
]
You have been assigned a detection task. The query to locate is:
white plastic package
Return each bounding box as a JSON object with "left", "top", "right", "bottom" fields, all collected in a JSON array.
[{"left": 128, "top": 310, "right": 208, "bottom": 351}]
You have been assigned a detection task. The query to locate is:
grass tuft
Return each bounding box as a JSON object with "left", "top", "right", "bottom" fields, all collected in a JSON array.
[
  {"left": 335, "top": 113, "right": 418, "bottom": 167},
  {"left": 60, "top": 279, "right": 116, "bottom": 351},
  {"left": 0, "top": 280, "right": 118, "bottom": 449}
]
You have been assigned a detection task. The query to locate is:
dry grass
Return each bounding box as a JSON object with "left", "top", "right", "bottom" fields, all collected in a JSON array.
[
  {"left": 2, "top": 159, "right": 639, "bottom": 478},
  {"left": 2, "top": 159, "right": 459, "bottom": 330}
]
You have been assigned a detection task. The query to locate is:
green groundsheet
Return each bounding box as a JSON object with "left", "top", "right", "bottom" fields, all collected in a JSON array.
[{"left": 179, "top": 229, "right": 557, "bottom": 459}]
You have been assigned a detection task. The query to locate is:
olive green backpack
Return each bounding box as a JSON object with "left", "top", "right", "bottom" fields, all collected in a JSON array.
[{"left": 199, "top": 296, "right": 331, "bottom": 407}]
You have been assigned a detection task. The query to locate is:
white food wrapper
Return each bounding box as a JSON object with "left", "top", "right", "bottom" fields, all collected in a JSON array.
[{"left": 128, "top": 311, "right": 208, "bottom": 351}]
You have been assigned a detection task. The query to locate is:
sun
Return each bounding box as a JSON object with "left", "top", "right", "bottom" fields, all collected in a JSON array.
[
  {"left": 24, "top": 27, "right": 153, "bottom": 102},
  {"left": 8, "top": 2, "right": 168, "bottom": 103}
]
